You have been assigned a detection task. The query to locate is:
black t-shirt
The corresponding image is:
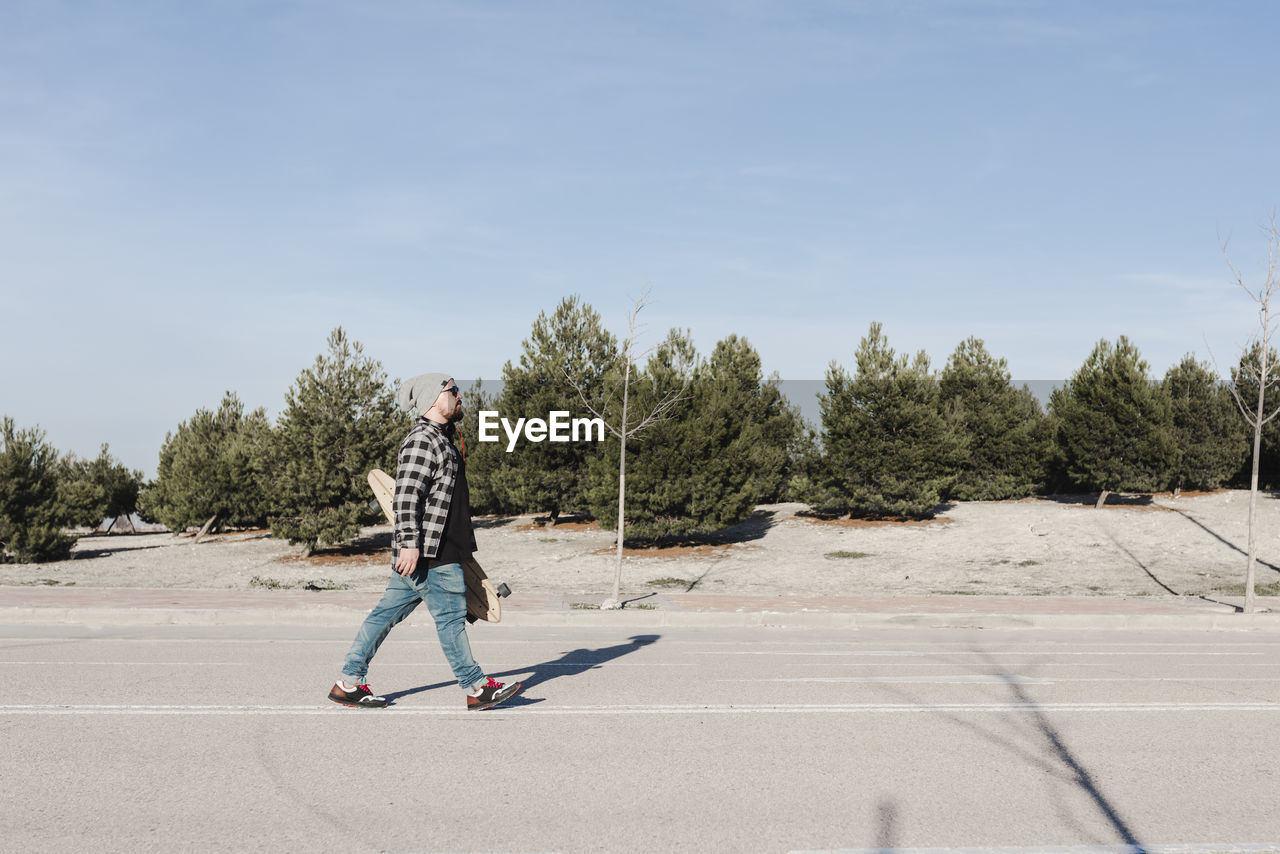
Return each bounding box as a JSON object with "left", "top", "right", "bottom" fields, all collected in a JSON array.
[{"left": 425, "top": 454, "right": 474, "bottom": 569}]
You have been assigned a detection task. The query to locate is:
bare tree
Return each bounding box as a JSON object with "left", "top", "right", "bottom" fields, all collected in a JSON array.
[
  {"left": 1221, "top": 218, "right": 1280, "bottom": 614},
  {"left": 566, "top": 291, "right": 686, "bottom": 609}
]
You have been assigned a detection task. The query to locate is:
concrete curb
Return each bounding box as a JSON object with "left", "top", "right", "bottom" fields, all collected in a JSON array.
[{"left": 4, "top": 604, "right": 1280, "bottom": 631}]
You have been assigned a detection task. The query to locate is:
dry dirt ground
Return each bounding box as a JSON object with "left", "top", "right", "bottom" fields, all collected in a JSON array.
[{"left": 5, "top": 491, "right": 1280, "bottom": 601}]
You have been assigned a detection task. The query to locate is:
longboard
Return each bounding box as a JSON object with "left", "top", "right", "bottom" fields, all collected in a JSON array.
[{"left": 367, "top": 468, "right": 506, "bottom": 623}]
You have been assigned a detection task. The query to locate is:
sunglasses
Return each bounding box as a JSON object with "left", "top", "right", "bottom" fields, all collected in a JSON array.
[{"left": 442, "top": 386, "right": 460, "bottom": 396}]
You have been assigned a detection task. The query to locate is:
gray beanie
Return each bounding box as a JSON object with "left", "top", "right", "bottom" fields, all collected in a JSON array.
[{"left": 399, "top": 372, "right": 453, "bottom": 414}]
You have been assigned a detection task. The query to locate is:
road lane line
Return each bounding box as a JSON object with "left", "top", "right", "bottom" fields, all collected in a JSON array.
[
  {"left": 0, "top": 660, "right": 694, "bottom": 667},
  {"left": 700, "top": 651, "right": 1267, "bottom": 656},
  {"left": 732, "top": 676, "right": 1280, "bottom": 684},
  {"left": 9, "top": 660, "right": 1280, "bottom": 669},
  {"left": 6, "top": 638, "right": 1276, "bottom": 648},
  {"left": 2, "top": 701, "right": 1277, "bottom": 716},
  {"left": 790, "top": 844, "right": 1280, "bottom": 853}
]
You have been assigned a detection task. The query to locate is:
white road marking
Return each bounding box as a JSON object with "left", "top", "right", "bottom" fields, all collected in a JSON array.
[
  {"left": 733, "top": 676, "right": 1280, "bottom": 684},
  {"left": 1, "top": 701, "right": 1276, "bottom": 716},
  {"left": 0, "top": 660, "right": 692, "bottom": 667},
  {"left": 790, "top": 844, "right": 1280, "bottom": 853},
  {"left": 5, "top": 637, "right": 1277, "bottom": 648},
  {"left": 701, "top": 651, "right": 1267, "bottom": 656}
]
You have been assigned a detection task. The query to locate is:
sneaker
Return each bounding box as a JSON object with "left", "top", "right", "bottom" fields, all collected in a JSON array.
[
  {"left": 467, "top": 677, "right": 521, "bottom": 711},
  {"left": 328, "top": 681, "right": 388, "bottom": 709}
]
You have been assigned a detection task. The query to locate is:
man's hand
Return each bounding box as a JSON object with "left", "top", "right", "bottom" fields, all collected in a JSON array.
[{"left": 395, "top": 547, "right": 420, "bottom": 577}]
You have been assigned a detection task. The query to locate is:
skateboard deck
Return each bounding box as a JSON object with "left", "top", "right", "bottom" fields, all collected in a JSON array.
[{"left": 367, "top": 468, "right": 505, "bottom": 623}]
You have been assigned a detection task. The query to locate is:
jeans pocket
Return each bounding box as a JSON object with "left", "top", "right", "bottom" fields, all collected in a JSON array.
[{"left": 430, "top": 563, "right": 467, "bottom": 596}]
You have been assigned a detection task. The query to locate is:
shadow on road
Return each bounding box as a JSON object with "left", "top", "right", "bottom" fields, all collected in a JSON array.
[
  {"left": 383, "top": 634, "right": 661, "bottom": 706},
  {"left": 863, "top": 644, "right": 1148, "bottom": 851},
  {"left": 988, "top": 657, "right": 1146, "bottom": 850},
  {"left": 873, "top": 798, "right": 901, "bottom": 853}
]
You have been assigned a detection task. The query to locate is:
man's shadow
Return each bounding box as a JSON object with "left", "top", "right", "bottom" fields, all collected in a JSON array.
[{"left": 383, "top": 634, "right": 660, "bottom": 707}]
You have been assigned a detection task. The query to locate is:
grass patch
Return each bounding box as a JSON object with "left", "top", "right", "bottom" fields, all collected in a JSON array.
[
  {"left": 302, "top": 578, "right": 350, "bottom": 591},
  {"left": 1216, "top": 580, "right": 1280, "bottom": 597},
  {"left": 646, "top": 577, "right": 691, "bottom": 588},
  {"left": 627, "top": 603, "right": 657, "bottom": 610},
  {"left": 249, "top": 576, "right": 289, "bottom": 590},
  {"left": 1018, "top": 560, "right": 1040, "bottom": 567},
  {"left": 538, "top": 538, "right": 560, "bottom": 543},
  {"left": 569, "top": 602, "right": 600, "bottom": 610},
  {"left": 825, "top": 551, "right": 871, "bottom": 559}
]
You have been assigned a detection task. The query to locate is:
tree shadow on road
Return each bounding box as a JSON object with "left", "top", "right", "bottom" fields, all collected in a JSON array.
[
  {"left": 382, "top": 634, "right": 661, "bottom": 707},
  {"left": 988, "top": 658, "right": 1146, "bottom": 850},
  {"left": 863, "top": 644, "right": 1149, "bottom": 851}
]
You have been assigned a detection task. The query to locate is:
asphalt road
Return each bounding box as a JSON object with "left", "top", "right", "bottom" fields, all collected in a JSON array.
[{"left": 2, "top": 621, "right": 1279, "bottom": 853}]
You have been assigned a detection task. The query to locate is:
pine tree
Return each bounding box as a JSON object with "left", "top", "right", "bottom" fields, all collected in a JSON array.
[
  {"left": 269, "top": 328, "right": 407, "bottom": 553},
  {"left": 138, "top": 392, "right": 273, "bottom": 532},
  {"left": 588, "top": 333, "right": 801, "bottom": 539},
  {"left": 1163, "top": 355, "right": 1249, "bottom": 491},
  {"left": 802, "top": 323, "right": 959, "bottom": 517},
  {"left": 455, "top": 380, "right": 508, "bottom": 515},
  {"left": 1230, "top": 344, "right": 1280, "bottom": 488},
  {"left": 57, "top": 445, "right": 144, "bottom": 528},
  {"left": 0, "top": 417, "right": 76, "bottom": 563},
  {"left": 710, "top": 335, "right": 803, "bottom": 505},
  {"left": 587, "top": 329, "right": 701, "bottom": 537},
  {"left": 940, "top": 337, "right": 1049, "bottom": 500},
  {"left": 1050, "top": 337, "right": 1177, "bottom": 504},
  {"left": 568, "top": 292, "right": 687, "bottom": 607},
  {"left": 489, "top": 296, "right": 618, "bottom": 521}
]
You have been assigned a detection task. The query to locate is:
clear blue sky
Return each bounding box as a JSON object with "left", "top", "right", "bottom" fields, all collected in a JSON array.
[{"left": 3, "top": 1, "right": 1279, "bottom": 477}]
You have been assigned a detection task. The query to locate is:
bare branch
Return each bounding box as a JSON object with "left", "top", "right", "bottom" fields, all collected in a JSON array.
[
  {"left": 562, "top": 367, "right": 624, "bottom": 440},
  {"left": 1260, "top": 397, "right": 1280, "bottom": 427},
  {"left": 1223, "top": 213, "right": 1280, "bottom": 613},
  {"left": 1226, "top": 383, "right": 1257, "bottom": 425},
  {"left": 1222, "top": 234, "right": 1265, "bottom": 307},
  {"left": 626, "top": 385, "right": 691, "bottom": 437}
]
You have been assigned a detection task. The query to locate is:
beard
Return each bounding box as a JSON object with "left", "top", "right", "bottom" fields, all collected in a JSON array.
[{"left": 447, "top": 403, "right": 465, "bottom": 423}]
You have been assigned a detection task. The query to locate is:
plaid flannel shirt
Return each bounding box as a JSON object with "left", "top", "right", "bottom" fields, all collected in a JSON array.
[{"left": 391, "top": 418, "right": 475, "bottom": 562}]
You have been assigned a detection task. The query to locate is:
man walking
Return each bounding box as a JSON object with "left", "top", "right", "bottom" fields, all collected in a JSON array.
[{"left": 328, "top": 372, "right": 521, "bottom": 711}]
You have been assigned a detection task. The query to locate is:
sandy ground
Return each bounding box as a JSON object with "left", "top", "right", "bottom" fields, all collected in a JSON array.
[{"left": 4, "top": 491, "right": 1280, "bottom": 601}]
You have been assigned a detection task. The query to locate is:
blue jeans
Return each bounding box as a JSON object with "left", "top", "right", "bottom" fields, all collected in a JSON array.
[{"left": 341, "top": 561, "right": 483, "bottom": 691}]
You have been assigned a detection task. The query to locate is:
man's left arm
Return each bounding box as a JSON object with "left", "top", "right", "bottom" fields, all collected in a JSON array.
[{"left": 393, "top": 432, "right": 436, "bottom": 575}]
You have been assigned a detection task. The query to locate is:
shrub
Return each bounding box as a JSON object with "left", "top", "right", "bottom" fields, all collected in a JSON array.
[
  {"left": 487, "top": 296, "right": 619, "bottom": 520},
  {"left": 940, "top": 337, "right": 1049, "bottom": 500},
  {"left": 588, "top": 332, "right": 802, "bottom": 539},
  {"left": 799, "top": 323, "right": 960, "bottom": 517},
  {"left": 0, "top": 417, "right": 76, "bottom": 562},
  {"left": 1164, "top": 355, "right": 1249, "bottom": 491},
  {"left": 1050, "top": 337, "right": 1177, "bottom": 496},
  {"left": 268, "top": 328, "right": 407, "bottom": 553},
  {"left": 58, "top": 445, "right": 144, "bottom": 528},
  {"left": 138, "top": 392, "right": 272, "bottom": 532}
]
